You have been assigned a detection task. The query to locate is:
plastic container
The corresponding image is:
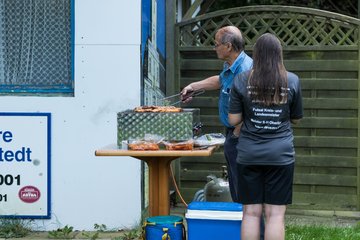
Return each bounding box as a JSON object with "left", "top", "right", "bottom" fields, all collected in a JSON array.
[
  {"left": 185, "top": 202, "right": 243, "bottom": 240},
  {"left": 144, "top": 215, "right": 184, "bottom": 240}
]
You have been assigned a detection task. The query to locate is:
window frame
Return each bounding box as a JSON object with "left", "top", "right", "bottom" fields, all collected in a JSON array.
[{"left": 0, "top": 0, "right": 75, "bottom": 96}]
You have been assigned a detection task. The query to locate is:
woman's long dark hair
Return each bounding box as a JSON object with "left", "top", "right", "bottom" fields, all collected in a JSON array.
[{"left": 248, "top": 33, "right": 288, "bottom": 106}]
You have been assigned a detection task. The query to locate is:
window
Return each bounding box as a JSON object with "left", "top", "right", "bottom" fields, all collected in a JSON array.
[{"left": 0, "top": 0, "right": 74, "bottom": 96}]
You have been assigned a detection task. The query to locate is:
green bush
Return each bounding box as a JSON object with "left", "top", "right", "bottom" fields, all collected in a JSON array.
[{"left": 0, "top": 218, "right": 32, "bottom": 238}]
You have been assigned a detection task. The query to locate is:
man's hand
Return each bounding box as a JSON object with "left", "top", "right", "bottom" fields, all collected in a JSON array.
[{"left": 181, "top": 85, "right": 194, "bottom": 103}]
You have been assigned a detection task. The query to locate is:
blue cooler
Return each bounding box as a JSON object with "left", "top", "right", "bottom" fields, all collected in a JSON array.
[
  {"left": 185, "top": 201, "right": 243, "bottom": 240},
  {"left": 144, "top": 215, "right": 184, "bottom": 240}
]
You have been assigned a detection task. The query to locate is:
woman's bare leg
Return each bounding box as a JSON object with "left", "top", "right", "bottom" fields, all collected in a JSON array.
[
  {"left": 241, "top": 204, "right": 263, "bottom": 240},
  {"left": 264, "top": 204, "right": 286, "bottom": 240}
]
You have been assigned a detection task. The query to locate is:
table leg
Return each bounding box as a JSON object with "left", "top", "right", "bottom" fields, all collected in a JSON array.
[
  {"left": 147, "top": 159, "right": 159, "bottom": 216},
  {"left": 142, "top": 157, "right": 178, "bottom": 216}
]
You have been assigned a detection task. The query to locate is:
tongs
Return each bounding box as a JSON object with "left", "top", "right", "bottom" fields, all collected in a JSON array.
[{"left": 161, "top": 89, "right": 205, "bottom": 106}]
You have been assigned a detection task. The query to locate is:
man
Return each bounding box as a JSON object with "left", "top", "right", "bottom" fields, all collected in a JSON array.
[
  {"left": 181, "top": 26, "right": 252, "bottom": 201},
  {"left": 181, "top": 26, "right": 264, "bottom": 240}
]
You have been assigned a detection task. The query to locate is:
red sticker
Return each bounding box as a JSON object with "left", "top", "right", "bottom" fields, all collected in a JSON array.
[{"left": 18, "top": 186, "right": 41, "bottom": 203}]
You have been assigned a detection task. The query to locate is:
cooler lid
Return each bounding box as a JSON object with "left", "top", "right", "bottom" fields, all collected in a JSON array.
[
  {"left": 146, "top": 215, "right": 183, "bottom": 224},
  {"left": 187, "top": 201, "right": 242, "bottom": 212},
  {"left": 185, "top": 210, "right": 243, "bottom": 220}
]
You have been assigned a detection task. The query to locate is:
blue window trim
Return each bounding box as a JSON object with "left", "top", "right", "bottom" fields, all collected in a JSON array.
[
  {"left": 0, "top": 0, "right": 75, "bottom": 95},
  {"left": 0, "top": 85, "right": 74, "bottom": 94},
  {"left": 71, "top": 0, "right": 75, "bottom": 84}
]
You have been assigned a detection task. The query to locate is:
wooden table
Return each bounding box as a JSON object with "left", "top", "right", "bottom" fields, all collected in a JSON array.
[{"left": 95, "top": 144, "right": 216, "bottom": 216}]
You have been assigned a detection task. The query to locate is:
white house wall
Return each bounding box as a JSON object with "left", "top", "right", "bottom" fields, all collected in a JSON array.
[
  {"left": 2, "top": 0, "right": 142, "bottom": 230},
  {"left": 76, "top": 0, "right": 141, "bottom": 45}
]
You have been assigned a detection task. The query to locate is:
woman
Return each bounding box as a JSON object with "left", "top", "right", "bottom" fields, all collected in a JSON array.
[{"left": 228, "top": 33, "right": 303, "bottom": 240}]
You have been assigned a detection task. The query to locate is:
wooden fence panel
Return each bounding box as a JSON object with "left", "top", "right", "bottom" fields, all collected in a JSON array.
[{"left": 175, "top": 6, "right": 360, "bottom": 211}]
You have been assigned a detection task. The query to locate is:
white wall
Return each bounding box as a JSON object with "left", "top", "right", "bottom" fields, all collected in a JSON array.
[{"left": 10, "top": 0, "right": 142, "bottom": 231}]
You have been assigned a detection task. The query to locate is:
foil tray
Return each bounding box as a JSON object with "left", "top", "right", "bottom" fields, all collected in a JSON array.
[{"left": 117, "top": 108, "right": 200, "bottom": 145}]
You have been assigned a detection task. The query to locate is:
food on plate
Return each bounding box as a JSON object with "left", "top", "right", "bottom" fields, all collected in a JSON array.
[
  {"left": 128, "top": 141, "right": 159, "bottom": 151},
  {"left": 194, "top": 133, "right": 226, "bottom": 146},
  {"left": 163, "top": 140, "right": 194, "bottom": 150},
  {"left": 134, "top": 105, "right": 182, "bottom": 113}
]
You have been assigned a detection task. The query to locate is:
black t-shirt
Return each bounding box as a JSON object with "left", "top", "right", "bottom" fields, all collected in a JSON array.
[{"left": 229, "top": 70, "right": 303, "bottom": 165}]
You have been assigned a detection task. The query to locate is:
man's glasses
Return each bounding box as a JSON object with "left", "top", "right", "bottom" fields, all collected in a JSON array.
[{"left": 213, "top": 42, "right": 229, "bottom": 48}]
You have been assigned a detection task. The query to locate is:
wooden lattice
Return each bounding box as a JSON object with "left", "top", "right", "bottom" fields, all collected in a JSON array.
[{"left": 178, "top": 5, "right": 360, "bottom": 47}]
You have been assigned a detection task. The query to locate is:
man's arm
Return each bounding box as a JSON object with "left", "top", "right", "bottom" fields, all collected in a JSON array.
[{"left": 181, "top": 75, "right": 220, "bottom": 102}]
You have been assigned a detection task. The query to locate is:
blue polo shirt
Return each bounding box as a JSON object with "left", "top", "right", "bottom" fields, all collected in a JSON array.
[{"left": 219, "top": 51, "right": 253, "bottom": 128}]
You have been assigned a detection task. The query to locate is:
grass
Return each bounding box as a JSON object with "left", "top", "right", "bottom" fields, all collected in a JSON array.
[{"left": 285, "top": 223, "right": 360, "bottom": 240}]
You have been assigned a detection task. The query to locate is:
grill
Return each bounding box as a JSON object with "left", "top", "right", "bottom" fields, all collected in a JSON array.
[{"left": 117, "top": 108, "right": 200, "bottom": 146}]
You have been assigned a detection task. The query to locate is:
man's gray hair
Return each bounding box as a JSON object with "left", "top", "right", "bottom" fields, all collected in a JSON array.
[{"left": 219, "top": 26, "right": 244, "bottom": 52}]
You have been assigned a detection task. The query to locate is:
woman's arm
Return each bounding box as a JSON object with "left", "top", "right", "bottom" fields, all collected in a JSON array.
[
  {"left": 229, "top": 113, "right": 243, "bottom": 126},
  {"left": 291, "top": 118, "right": 301, "bottom": 124}
]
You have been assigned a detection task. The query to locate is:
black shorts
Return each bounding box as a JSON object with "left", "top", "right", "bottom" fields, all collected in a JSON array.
[{"left": 237, "top": 163, "right": 294, "bottom": 205}]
